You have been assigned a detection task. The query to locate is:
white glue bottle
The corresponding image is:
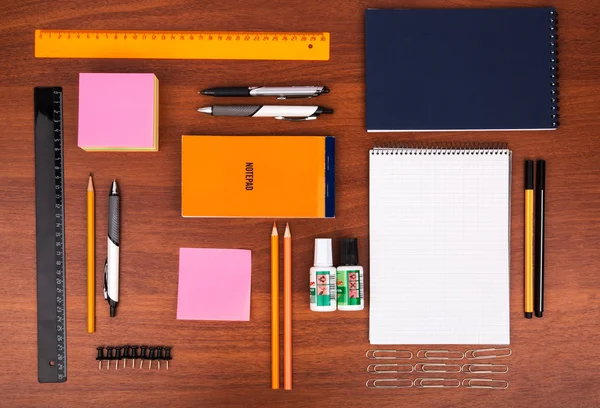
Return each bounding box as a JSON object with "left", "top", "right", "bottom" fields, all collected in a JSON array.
[
  {"left": 337, "top": 238, "right": 364, "bottom": 311},
  {"left": 310, "top": 238, "right": 337, "bottom": 312}
]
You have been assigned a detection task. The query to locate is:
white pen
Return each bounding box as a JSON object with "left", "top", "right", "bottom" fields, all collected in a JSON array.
[
  {"left": 104, "top": 180, "right": 120, "bottom": 317},
  {"left": 197, "top": 105, "right": 334, "bottom": 121}
]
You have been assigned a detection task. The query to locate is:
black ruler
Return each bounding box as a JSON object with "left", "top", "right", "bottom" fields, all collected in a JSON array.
[{"left": 34, "top": 87, "right": 67, "bottom": 383}]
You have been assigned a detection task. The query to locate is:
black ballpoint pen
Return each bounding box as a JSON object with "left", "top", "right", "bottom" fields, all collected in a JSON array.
[
  {"left": 104, "top": 180, "right": 120, "bottom": 317},
  {"left": 201, "top": 86, "right": 329, "bottom": 99},
  {"left": 197, "top": 105, "right": 333, "bottom": 121},
  {"left": 534, "top": 160, "right": 546, "bottom": 318}
]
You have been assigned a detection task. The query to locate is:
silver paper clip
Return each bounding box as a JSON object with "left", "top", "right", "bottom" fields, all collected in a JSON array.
[
  {"left": 462, "top": 363, "right": 509, "bottom": 374},
  {"left": 416, "top": 349, "right": 465, "bottom": 360},
  {"left": 366, "top": 350, "right": 413, "bottom": 360},
  {"left": 366, "top": 378, "right": 413, "bottom": 389},
  {"left": 367, "top": 364, "right": 414, "bottom": 374},
  {"left": 413, "top": 378, "right": 460, "bottom": 388},
  {"left": 464, "top": 348, "right": 512, "bottom": 360},
  {"left": 462, "top": 378, "right": 509, "bottom": 389},
  {"left": 414, "top": 363, "right": 461, "bottom": 373}
]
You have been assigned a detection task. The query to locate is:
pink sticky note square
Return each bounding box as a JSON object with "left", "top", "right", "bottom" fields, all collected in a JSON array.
[
  {"left": 177, "top": 248, "right": 252, "bottom": 321},
  {"left": 78, "top": 73, "right": 158, "bottom": 151}
]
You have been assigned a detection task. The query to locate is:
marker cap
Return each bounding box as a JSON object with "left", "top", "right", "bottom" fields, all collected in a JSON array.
[
  {"left": 340, "top": 238, "right": 359, "bottom": 266},
  {"left": 314, "top": 238, "right": 333, "bottom": 267},
  {"left": 525, "top": 160, "right": 534, "bottom": 189},
  {"left": 536, "top": 160, "right": 546, "bottom": 189}
]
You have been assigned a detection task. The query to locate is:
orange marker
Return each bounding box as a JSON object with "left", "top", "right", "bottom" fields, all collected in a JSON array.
[
  {"left": 284, "top": 223, "right": 292, "bottom": 390},
  {"left": 271, "top": 223, "right": 279, "bottom": 389}
]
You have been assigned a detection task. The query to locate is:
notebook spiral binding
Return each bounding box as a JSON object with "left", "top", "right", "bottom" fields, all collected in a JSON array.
[
  {"left": 371, "top": 142, "right": 509, "bottom": 155},
  {"left": 550, "top": 9, "right": 559, "bottom": 128}
]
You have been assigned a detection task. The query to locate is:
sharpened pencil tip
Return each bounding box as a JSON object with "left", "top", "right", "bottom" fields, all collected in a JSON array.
[
  {"left": 88, "top": 174, "right": 94, "bottom": 191},
  {"left": 272, "top": 222, "right": 278, "bottom": 236},
  {"left": 284, "top": 223, "right": 291, "bottom": 237}
]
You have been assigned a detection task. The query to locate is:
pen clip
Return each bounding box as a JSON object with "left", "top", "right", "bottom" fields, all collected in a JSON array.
[
  {"left": 103, "top": 260, "right": 108, "bottom": 300},
  {"left": 276, "top": 95, "right": 314, "bottom": 100},
  {"left": 274, "top": 116, "right": 317, "bottom": 121}
]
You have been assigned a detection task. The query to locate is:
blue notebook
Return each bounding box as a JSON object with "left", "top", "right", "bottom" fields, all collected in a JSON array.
[{"left": 365, "top": 8, "right": 559, "bottom": 132}]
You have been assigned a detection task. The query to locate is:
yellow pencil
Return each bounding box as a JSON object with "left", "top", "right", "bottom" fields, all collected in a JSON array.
[
  {"left": 271, "top": 222, "right": 279, "bottom": 389},
  {"left": 283, "top": 223, "right": 292, "bottom": 390},
  {"left": 87, "top": 174, "right": 95, "bottom": 333}
]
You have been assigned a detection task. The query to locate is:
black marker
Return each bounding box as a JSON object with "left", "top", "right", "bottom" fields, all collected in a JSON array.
[{"left": 534, "top": 160, "right": 546, "bottom": 317}]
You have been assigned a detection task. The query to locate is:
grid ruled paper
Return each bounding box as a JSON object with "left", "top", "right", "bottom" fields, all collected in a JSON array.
[{"left": 369, "top": 148, "right": 511, "bottom": 345}]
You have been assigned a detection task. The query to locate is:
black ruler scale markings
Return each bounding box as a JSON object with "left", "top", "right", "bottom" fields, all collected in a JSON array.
[{"left": 34, "top": 87, "right": 67, "bottom": 383}]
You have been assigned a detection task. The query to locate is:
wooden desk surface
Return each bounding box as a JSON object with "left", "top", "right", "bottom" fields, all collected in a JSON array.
[{"left": 1, "top": 0, "right": 599, "bottom": 406}]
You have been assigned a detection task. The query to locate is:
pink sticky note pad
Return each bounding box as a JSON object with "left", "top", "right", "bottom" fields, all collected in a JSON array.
[
  {"left": 177, "top": 248, "right": 252, "bottom": 321},
  {"left": 78, "top": 73, "right": 157, "bottom": 150}
]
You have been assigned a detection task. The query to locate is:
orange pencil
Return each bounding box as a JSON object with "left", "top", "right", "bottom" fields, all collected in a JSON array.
[
  {"left": 87, "top": 174, "right": 95, "bottom": 333},
  {"left": 284, "top": 223, "right": 292, "bottom": 390},
  {"left": 271, "top": 223, "right": 279, "bottom": 389}
]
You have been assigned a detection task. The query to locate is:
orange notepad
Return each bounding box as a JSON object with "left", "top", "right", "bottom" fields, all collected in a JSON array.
[{"left": 181, "top": 136, "right": 335, "bottom": 218}]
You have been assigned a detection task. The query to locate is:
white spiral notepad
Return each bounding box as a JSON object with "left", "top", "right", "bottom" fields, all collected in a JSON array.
[{"left": 369, "top": 144, "right": 511, "bottom": 345}]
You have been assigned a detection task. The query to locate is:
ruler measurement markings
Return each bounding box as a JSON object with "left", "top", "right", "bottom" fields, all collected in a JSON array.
[
  {"left": 38, "top": 33, "right": 324, "bottom": 40},
  {"left": 54, "top": 89, "right": 66, "bottom": 380}
]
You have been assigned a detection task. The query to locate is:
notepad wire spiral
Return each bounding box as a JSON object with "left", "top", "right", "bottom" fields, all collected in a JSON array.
[
  {"left": 550, "top": 9, "right": 559, "bottom": 128},
  {"left": 371, "top": 142, "right": 510, "bottom": 155}
]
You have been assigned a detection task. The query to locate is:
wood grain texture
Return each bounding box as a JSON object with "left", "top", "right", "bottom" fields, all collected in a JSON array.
[{"left": 1, "top": 0, "right": 600, "bottom": 406}]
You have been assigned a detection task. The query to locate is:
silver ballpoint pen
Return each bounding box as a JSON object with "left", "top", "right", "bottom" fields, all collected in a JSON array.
[{"left": 200, "top": 86, "right": 329, "bottom": 99}]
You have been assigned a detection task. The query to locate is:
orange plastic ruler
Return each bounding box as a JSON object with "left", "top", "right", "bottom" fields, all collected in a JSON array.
[{"left": 34, "top": 30, "right": 330, "bottom": 61}]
